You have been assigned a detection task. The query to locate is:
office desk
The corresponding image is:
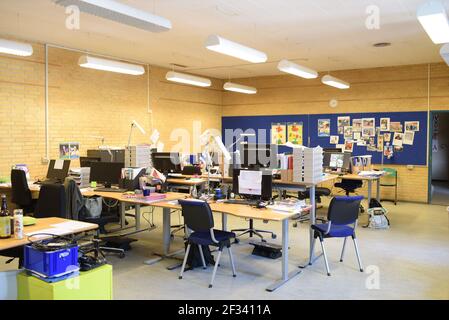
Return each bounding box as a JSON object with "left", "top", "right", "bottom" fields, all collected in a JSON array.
[
  {"left": 166, "top": 178, "right": 206, "bottom": 195},
  {"left": 0, "top": 217, "right": 98, "bottom": 251},
  {"left": 149, "top": 198, "right": 311, "bottom": 292}
]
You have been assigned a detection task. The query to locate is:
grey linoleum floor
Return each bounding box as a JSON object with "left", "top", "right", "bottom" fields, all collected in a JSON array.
[{"left": 2, "top": 199, "right": 449, "bottom": 300}]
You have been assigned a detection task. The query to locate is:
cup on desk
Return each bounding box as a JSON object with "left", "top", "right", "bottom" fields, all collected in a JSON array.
[
  {"left": 90, "top": 181, "right": 97, "bottom": 188},
  {"left": 143, "top": 188, "right": 151, "bottom": 197}
]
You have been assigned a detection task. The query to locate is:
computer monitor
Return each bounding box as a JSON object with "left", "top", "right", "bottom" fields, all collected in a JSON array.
[
  {"left": 323, "top": 147, "right": 343, "bottom": 153},
  {"left": 151, "top": 152, "right": 182, "bottom": 174},
  {"left": 323, "top": 152, "right": 351, "bottom": 172},
  {"left": 89, "top": 162, "right": 124, "bottom": 187},
  {"left": 232, "top": 168, "right": 273, "bottom": 201},
  {"left": 46, "top": 160, "right": 71, "bottom": 181},
  {"left": 80, "top": 156, "right": 101, "bottom": 168},
  {"left": 240, "top": 143, "right": 278, "bottom": 169}
]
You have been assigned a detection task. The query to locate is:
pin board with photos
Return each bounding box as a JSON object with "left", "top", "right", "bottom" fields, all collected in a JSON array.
[{"left": 222, "top": 111, "right": 427, "bottom": 165}]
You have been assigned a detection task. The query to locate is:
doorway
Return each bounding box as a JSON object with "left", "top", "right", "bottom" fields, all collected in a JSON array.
[{"left": 429, "top": 111, "right": 449, "bottom": 205}]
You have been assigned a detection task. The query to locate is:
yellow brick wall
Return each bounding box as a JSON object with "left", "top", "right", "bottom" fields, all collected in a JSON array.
[{"left": 0, "top": 43, "right": 223, "bottom": 179}]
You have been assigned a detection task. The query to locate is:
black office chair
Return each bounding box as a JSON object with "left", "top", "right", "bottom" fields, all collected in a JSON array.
[
  {"left": 34, "top": 184, "right": 67, "bottom": 218},
  {"left": 232, "top": 217, "right": 277, "bottom": 243},
  {"left": 334, "top": 179, "right": 365, "bottom": 213},
  {"left": 11, "top": 169, "right": 36, "bottom": 214}
]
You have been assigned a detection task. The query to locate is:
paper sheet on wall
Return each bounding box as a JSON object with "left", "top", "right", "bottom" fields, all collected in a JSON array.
[
  {"left": 54, "top": 159, "right": 64, "bottom": 170},
  {"left": 238, "top": 170, "right": 262, "bottom": 196}
]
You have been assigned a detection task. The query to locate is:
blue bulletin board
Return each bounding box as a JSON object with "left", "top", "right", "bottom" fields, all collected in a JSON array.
[{"left": 222, "top": 111, "right": 428, "bottom": 165}]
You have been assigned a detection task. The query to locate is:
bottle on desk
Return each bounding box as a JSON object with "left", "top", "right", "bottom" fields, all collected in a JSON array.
[
  {"left": 0, "top": 194, "right": 11, "bottom": 239},
  {"left": 14, "top": 209, "right": 24, "bottom": 240}
]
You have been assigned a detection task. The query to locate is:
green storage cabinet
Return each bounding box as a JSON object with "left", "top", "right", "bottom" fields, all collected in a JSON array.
[{"left": 17, "top": 264, "right": 113, "bottom": 300}]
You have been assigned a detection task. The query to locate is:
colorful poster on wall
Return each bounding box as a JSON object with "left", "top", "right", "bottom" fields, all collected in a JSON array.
[
  {"left": 59, "top": 142, "right": 80, "bottom": 159},
  {"left": 383, "top": 133, "right": 391, "bottom": 143},
  {"left": 362, "top": 118, "right": 375, "bottom": 130},
  {"left": 403, "top": 130, "right": 415, "bottom": 145},
  {"left": 405, "top": 121, "right": 420, "bottom": 132},
  {"left": 338, "top": 116, "right": 350, "bottom": 134},
  {"left": 390, "top": 122, "right": 403, "bottom": 132},
  {"left": 330, "top": 135, "right": 339, "bottom": 144},
  {"left": 352, "top": 119, "right": 362, "bottom": 132},
  {"left": 344, "top": 126, "right": 353, "bottom": 140},
  {"left": 393, "top": 132, "right": 404, "bottom": 147},
  {"left": 271, "top": 123, "right": 287, "bottom": 145},
  {"left": 287, "top": 122, "right": 303, "bottom": 145},
  {"left": 318, "top": 119, "right": 331, "bottom": 137},
  {"left": 380, "top": 118, "right": 390, "bottom": 131}
]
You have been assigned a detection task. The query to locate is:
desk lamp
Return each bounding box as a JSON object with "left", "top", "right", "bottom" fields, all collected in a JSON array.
[{"left": 127, "top": 120, "right": 147, "bottom": 148}]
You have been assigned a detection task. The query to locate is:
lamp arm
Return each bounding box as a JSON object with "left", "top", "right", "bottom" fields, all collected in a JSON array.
[{"left": 127, "top": 123, "right": 135, "bottom": 149}]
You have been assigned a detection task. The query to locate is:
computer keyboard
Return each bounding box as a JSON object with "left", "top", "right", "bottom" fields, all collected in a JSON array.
[
  {"left": 34, "top": 179, "right": 61, "bottom": 185},
  {"left": 224, "top": 199, "right": 259, "bottom": 206},
  {"left": 94, "top": 187, "right": 128, "bottom": 193}
]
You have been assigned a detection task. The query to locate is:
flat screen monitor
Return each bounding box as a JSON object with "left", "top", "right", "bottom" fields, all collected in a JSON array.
[
  {"left": 89, "top": 162, "right": 124, "bottom": 186},
  {"left": 152, "top": 152, "right": 182, "bottom": 174},
  {"left": 232, "top": 168, "right": 273, "bottom": 201},
  {"left": 324, "top": 152, "right": 351, "bottom": 172},
  {"left": 80, "top": 156, "right": 101, "bottom": 168},
  {"left": 46, "top": 160, "right": 71, "bottom": 181},
  {"left": 239, "top": 143, "right": 278, "bottom": 169}
]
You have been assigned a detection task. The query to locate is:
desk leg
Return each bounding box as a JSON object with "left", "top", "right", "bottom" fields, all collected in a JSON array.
[
  {"left": 135, "top": 204, "right": 141, "bottom": 231},
  {"left": 144, "top": 207, "right": 184, "bottom": 266},
  {"left": 222, "top": 213, "right": 228, "bottom": 231},
  {"left": 120, "top": 202, "right": 126, "bottom": 229},
  {"left": 266, "top": 218, "right": 301, "bottom": 292},
  {"left": 367, "top": 180, "right": 372, "bottom": 205},
  {"left": 308, "top": 185, "right": 316, "bottom": 265},
  {"left": 376, "top": 179, "right": 380, "bottom": 202}
]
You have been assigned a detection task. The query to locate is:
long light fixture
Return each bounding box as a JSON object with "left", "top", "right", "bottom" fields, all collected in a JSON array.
[
  {"left": 417, "top": 1, "right": 449, "bottom": 44},
  {"left": 78, "top": 55, "right": 145, "bottom": 75},
  {"left": 321, "top": 75, "right": 350, "bottom": 89},
  {"left": 205, "top": 35, "right": 267, "bottom": 63},
  {"left": 277, "top": 59, "right": 318, "bottom": 79},
  {"left": 223, "top": 82, "right": 257, "bottom": 94},
  {"left": 440, "top": 43, "right": 449, "bottom": 66},
  {"left": 165, "top": 71, "right": 211, "bottom": 87},
  {"left": 0, "top": 39, "right": 33, "bottom": 56},
  {"left": 54, "top": 0, "right": 172, "bottom": 32}
]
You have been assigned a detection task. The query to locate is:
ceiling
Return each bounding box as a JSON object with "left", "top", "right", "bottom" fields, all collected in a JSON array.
[{"left": 0, "top": 0, "right": 447, "bottom": 79}]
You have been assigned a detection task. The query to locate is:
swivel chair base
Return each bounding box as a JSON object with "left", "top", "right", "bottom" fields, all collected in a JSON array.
[{"left": 231, "top": 219, "right": 276, "bottom": 243}]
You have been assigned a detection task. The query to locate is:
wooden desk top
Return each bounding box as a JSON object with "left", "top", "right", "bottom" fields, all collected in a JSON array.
[
  {"left": 334, "top": 173, "right": 382, "bottom": 181},
  {"left": 81, "top": 190, "right": 189, "bottom": 205},
  {"left": 166, "top": 178, "right": 206, "bottom": 186},
  {"left": 151, "top": 200, "right": 310, "bottom": 222},
  {"left": 0, "top": 217, "right": 98, "bottom": 251}
]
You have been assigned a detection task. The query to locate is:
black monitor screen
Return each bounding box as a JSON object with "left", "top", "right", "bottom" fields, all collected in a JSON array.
[
  {"left": 232, "top": 168, "right": 273, "bottom": 201},
  {"left": 89, "top": 162, "right": 124, "bottom": 186},
  {"left": 47, "top": 160, "right": 71, "bottom": 181},
  {"left": 80, "top": 156, "right": 101, "bottom": 168},
  {"left": 240, "top": 143, "right": 278, "bottom": 169},
  {"left": 152, "top": 152, "right": 181, "bottom": 174}
]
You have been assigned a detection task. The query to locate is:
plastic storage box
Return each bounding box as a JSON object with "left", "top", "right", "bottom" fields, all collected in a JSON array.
[{"left": 24, "top": 244, "right": 79, "bottom": 278}]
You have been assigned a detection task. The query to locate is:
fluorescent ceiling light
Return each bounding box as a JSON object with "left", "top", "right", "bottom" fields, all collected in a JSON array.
[
  {"left": 321, "top": 75, "right": 350, "bottom": 89},
  {"left": 166, "top": 71, "right": 211, "bottom": 87},
  {"left": 54, "top": 0, "right": 172, "bottom": 32},
  {"left": 417, "top": 1, "right": 449, "bottom": 44},
  {"left": 78, "top": 55, "right": 145, "bottom": 75},
  {"left": 0, "top": 39, "right": 33, "bottom": 56},
  {"left": 224, "top": 82, "right": 257, "bottom": 94},
  {"left": 205, "top": 35, "right": 267, "bottom": 63},
  {"left": 440, "top": 43, "right": 449, "bottom": 65},
  {"left": 277, "top": 59, "right": 318, "bottom": 79}
]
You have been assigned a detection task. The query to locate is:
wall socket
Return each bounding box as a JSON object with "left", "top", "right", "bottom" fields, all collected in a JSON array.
[{"left": 41, "top": 157, "right": 49, "bottom": 164}]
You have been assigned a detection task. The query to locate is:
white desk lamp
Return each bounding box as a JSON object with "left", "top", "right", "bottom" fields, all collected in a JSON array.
[{"left": 127, "top": 120, "right": 147, "bottom": 148}]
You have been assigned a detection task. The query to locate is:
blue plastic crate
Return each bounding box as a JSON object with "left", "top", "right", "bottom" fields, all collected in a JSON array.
[{"left": 24, "top": 244, "right": 79, "bottom": 278}]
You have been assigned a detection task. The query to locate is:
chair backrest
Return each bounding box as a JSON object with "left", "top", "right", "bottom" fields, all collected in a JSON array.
[
  {"left": 327, "top": 196, "right": 364, "bottom": 225},
  {"left": 34, "top": 184, "right": 67, "bottom": 218},
  {"left": 178, "top": 199, "right": 214, "bottom": 232},
  {"left": 340, "top": 179, "right": 363, "bottom": 190},
  {"left": 11, "top": 169, "right": 32, "bottom": 207}
]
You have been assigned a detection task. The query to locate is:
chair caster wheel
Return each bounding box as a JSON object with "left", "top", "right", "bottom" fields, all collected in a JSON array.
[
  {"left": 234, "top": 238, "right": 240, "bottom": 244},
  {"left": 271, "top": 234, "right": 277, "bottom": 239},
  {"left": 293, "top": 223, "right": 298, "bottom": 228},
  {"left": 261, "top": 239, "right": 267, "bottom": 243}
]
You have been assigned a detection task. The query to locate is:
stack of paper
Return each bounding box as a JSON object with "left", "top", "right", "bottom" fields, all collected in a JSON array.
[
  {"left": 292, "top": 146, "right": 323, "bottom": 184},
  {"left": 69, "top": 167, "right": 91, "bottom": 188},
  {"left": 125, "top": 145, "right": 152, "bottom": 168}
]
